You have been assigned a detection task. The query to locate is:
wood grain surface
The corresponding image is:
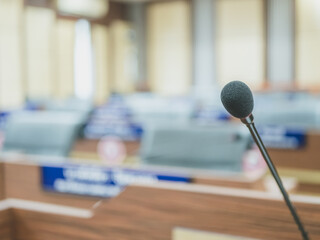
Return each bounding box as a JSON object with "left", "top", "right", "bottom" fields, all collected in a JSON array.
[
  {"left": 299, "top": 183, "right": 320, "bottom": 194},
  {"left": 0, "top": 209, "right": 13, "bottom": 240},
  {"left": 3, "top": 162, "right": 102, "bottom": 209},
  {"left": 193, "top": 175, "right": 265, "bottom": 190},
  {"left": 0, "top": 160, "right": 318, "bottom": 240},
  {"left": 6, "top": 184, "right": 320, "bottom": 240},
  {"left": 2, "top": 159, "right": 267, "bottom": 209},
  {"left": 0, "top": 163, "right": 6, "bottom": 200},
  {"left": 269, "top": 131, "right": 320, "bottom": 170}
]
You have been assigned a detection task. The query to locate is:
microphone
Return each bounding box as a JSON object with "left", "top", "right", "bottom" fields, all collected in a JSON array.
[{"left": 221, "top": 81, "right": 309, "bottom": 240}]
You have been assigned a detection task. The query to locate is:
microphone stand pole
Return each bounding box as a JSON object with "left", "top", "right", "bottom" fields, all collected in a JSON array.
[{"left": 241, "top": 114, "right": 309, "bottom": 240}]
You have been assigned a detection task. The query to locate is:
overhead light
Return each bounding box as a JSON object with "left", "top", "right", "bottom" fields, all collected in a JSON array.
[{"left": 57, "top": 0, "right": 109, "bottom": 19}]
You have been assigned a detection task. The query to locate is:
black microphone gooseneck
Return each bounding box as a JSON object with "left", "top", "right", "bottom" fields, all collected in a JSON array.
[
  {"left": 221, "top": 81, "right": 309, "bottom": 240},
  {"left": 242, "top": 115, "right": 309, "bottom": 240}
]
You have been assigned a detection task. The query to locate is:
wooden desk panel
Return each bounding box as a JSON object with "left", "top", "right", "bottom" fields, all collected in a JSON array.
[
  {"left": 0, "top": 209, "right": 13, "bottom": 240},
  {"left": 193, "top": 175, "right": 265, "bottom": 190},
  {"left": 93, "top": 185, "right": 320, "bottom": 240},
  {"left": 0, "top": 159, "right": 315, "bottom": 240},
  {"left": 3, "top": 162, "right": 102, "bottom": 209},
  {"left": 269, "top": 132, "right": 320, "bottom": 170},
  {"left": 72, "top": 135, "right": 320, "bottom": 194},
  {"left": 13, "top": 209, "right": 102, "bottom": 240},
  {"left": 0, "top": 163, "right": 6, "bottom": 200},
  {"left": 2, "top": 160, "right": 268, "bottom": 202},
  {"left": 6, "top": 184, "right": 320, "bottom": 240}
]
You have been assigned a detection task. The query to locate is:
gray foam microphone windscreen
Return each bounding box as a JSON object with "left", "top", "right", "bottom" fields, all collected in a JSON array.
[{"left": 221, "top": 81, "right": 254, "bottom": 119}]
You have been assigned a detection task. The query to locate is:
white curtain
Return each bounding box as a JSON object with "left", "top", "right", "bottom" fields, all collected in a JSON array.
[{"left": 74, "top": 19, "right": 94, "bottom": 100}]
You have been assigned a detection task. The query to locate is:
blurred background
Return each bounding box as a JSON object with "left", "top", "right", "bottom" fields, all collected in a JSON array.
[{"left": 1, "top": 0, "right": 320, "bottom": 196}]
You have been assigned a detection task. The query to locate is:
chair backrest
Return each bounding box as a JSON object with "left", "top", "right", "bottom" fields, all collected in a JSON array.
[
  {"left": 254, "top": 105, "right": 319, "bottom": 129},
  {"left": 140, "top": 122, "right": 251, "bottom": 172},
  {"left": 254, "top": 93, "right": 320, "bottom": 129},
  {"left": 45, "top": 98, "right": 93, "bottom": 123},
  {"left": 2, "top": 111, "right": 83, "bottom": 157}
]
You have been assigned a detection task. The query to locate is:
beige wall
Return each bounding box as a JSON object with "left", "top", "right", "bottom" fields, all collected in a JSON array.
[
  {"left": 25, "top": 7, "right": 56, "bottom": 99},
  {"left": 147, "top": 0, "right": 191, "bottom": 96},
  {"left": 109, "top": 20, "right": 135, "bottom": 94},
  {"left": 2, "top": 0, "right": 307, "bottom": 109},
  {"left": 0, "top": 0, "right": 24, "bottom": 109},
  {"left": 55, "top": 19, "right": 75, "bottom": 99},
  {"left": 0, "top": 3, "right": 114, "bottom": 109},
  {"left": 296, "top": 0, "right": 320, "bottom": 88},
  {"left": 0, "top": 4, "right": 113, "bottom": 108},
  {"left": 92, "top": 24, "right": 110, "bottom": 103},
  {"left": 216, "top": 0, "right": 265, "bottom": 89}
]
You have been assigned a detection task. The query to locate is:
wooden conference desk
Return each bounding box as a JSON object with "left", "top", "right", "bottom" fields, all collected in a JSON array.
[
  {"left": 0, "top": 158, "right": 318, "bottom": 240},
  {"left": 73, "top": 132, "right": 320, "bottom": 194},
  {"left": 73, "top": 134, "right": 320, "bottom": 171},
  {"left": 269, "top": 130, "right": 320, "bottom": 193}
]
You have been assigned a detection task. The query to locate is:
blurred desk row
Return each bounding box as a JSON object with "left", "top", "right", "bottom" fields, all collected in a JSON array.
[
  {"left": 72, "top": 130, "right": 320, "bottom": 195},
  {"left": 1, "top": 94, "right": 320, "bottom": 239},
  {"left": 2, "top": 94, "right": 320, "bottom": 197},
  {"left": 0, "top": 157, "right": 319, "bottom": 240}
]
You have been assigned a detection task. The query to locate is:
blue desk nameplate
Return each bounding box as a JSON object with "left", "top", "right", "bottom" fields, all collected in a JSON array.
[
  {"left": 42, "top": 165, "right": 191, "bottom": 198},
  {"left": 257, "top": 125, "right": 306, "bottom": 149}
]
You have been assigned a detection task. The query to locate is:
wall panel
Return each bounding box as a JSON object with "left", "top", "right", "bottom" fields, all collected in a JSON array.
[
  {"left": 147, "top": 0, "right": 191, "bottom": 95},
  {"left": 92, "top": 24, "right": 110, "bottom": 104},
  {"left": 109, "top": 20, "right": 135, "bottom": 94},
  {"left": 296, "top": 0, "right": 320, "bottom": 88},
  {"left": 55, "top": 19, "right": 75, "bottom": 99},
  {"left": 0, "top": 0, "right": 24, "bottom": 109},
  {"left": 216, "top": 0, "right": 265, "bottom": 89},
  {"left": 24, "top": 7, "right": 55, "bottom": 99}
]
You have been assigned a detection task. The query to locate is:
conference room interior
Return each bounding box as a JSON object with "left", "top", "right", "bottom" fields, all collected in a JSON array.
[{"left": 0, "top": 0, "right": 320, "bottom": 239}]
